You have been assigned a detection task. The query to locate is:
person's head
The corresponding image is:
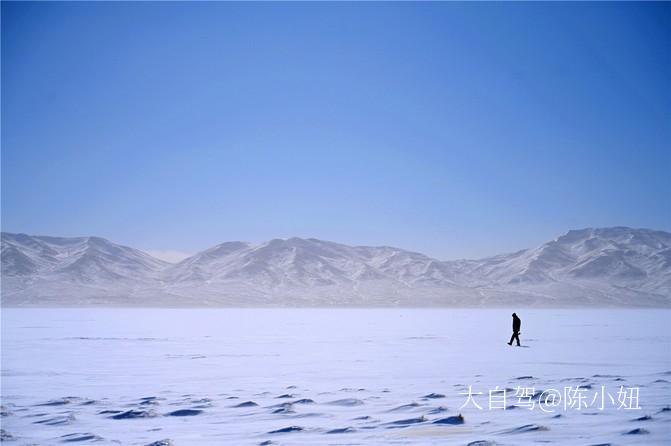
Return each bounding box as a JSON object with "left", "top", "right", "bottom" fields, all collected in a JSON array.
[{"left": 512, "top": 313, "right": 517, "bottom": 317}]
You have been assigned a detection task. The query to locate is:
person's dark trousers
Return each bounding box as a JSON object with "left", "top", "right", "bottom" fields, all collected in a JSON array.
[{"left": 508, "top": 332, "right": 520, "bottom": 346}]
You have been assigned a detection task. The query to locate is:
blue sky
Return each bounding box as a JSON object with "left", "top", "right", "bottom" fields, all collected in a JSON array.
[{"left": 2, "top": 2, "right": 670, "bottom": 261}]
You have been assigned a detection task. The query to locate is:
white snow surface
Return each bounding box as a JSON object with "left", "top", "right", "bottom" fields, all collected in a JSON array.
[
  {"left": 2, "top": 227, "right": 670, "bottom": 307},
  {"left": 1, "top": 308, "right": 670, "bottom": 444}
]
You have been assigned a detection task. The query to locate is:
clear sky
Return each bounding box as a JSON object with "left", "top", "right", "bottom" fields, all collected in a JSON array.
[{"left": 2, "top": 2, "right": 670, "bottom": 261}]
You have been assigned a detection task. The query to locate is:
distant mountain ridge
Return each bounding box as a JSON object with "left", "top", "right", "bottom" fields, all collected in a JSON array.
[{"left": 2, "top": 227, "right": 670, "bottom": 307}]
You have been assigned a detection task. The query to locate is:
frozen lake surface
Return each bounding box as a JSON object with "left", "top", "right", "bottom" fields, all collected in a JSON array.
[{"left": 2, "top": 308, "right": 670, "bottom": 445}]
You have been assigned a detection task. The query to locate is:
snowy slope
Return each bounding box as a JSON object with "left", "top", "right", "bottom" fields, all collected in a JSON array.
[
  {"left": 164, "top": 238, "right": 459, "bottom": 288},
  {"left": 157, "top": 238, "right": 467, "bottom": 306},
  {"left": 2, "top": 233, "right": 168, "bottom": 280},
  {"left": 451, "top": 227, "right": 671, "bottom": 301},
  {"left": 1, "top": 233, "right": 171, "bottom": 305},
  {"left": 1, "top": 228, "right": 669, "bottom": 306}
]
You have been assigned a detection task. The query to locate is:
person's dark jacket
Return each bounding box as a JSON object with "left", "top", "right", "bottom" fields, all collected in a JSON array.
[{"left": 512, "top": 314, "right": 521, "bottom": 332}]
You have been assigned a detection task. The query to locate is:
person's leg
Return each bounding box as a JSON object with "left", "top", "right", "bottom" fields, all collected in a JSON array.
[
  {"left": 514, "top": 332, "right": 521, "bottom": 346},
  {"left": 508, "top": 333, "right": 515, "bottom": 345}
]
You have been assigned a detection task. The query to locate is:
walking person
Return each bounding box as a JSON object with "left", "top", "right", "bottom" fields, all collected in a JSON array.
[{"left": 508, "top": 313, "right": 521, "bottom": 346}]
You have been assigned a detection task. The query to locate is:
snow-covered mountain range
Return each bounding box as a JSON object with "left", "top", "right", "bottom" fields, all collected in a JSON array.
[{"left": 2, "top": 227, "right": 669, "bottom": 307}]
